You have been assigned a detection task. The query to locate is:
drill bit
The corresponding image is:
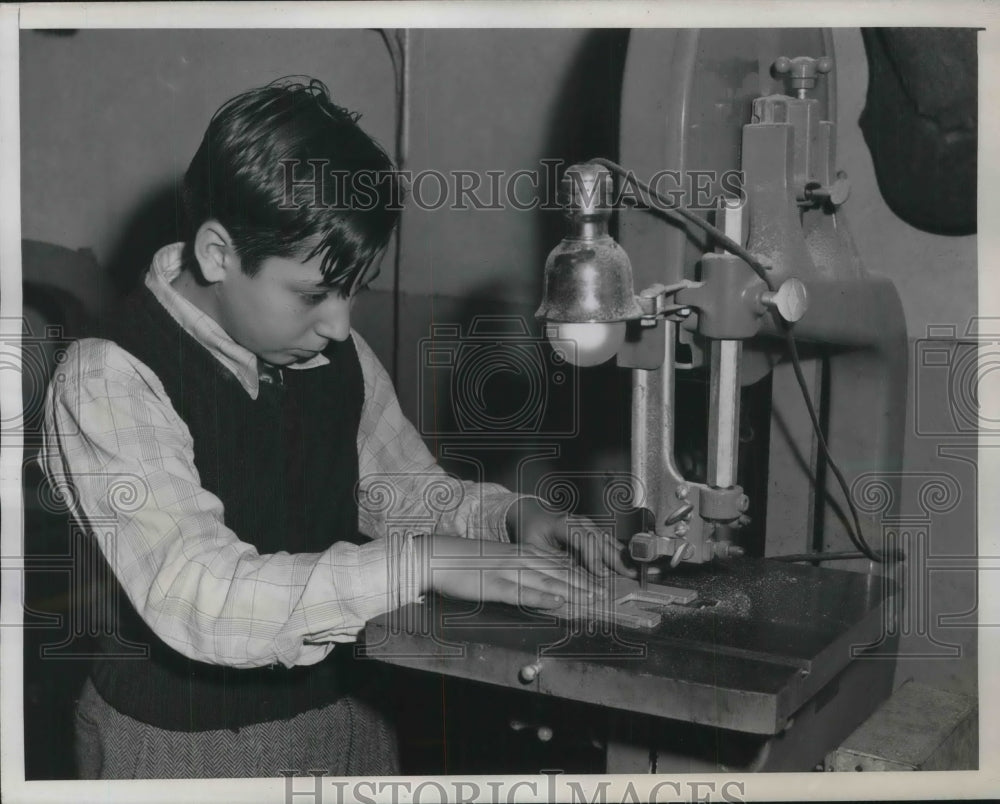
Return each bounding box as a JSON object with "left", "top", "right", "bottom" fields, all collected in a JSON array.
[{"left": 639, "top": 563, "right": 649, "bottom": 592}]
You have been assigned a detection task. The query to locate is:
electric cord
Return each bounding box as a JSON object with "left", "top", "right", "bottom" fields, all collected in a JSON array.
[
  {"left": 770, "top": 551, "right": 871, "bottom": 563},
  {"left": 376, "top": 28, "right": 410, "bottom": 387},
  {"left": 590, "top": 157, "right": 899, "bottom": 564},
  {"left": 590, "top": 158, "right": 775, "bottom": 291},
  {"left": 781, "top": 327, "right": 891, "bottom": 563}
]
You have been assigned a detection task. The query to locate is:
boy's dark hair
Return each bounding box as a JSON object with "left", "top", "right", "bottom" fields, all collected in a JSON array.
[{"left": 182, "top": 77, "right": 400, "bottom": 294}]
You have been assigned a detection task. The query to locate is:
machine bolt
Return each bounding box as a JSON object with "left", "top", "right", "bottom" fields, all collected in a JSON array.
[
  {"left": 509, "top": 720, "right": 554, "bottom": 742},
  {"left": 737, "top": 494, "right": 750, "bottom": 512},
  {"left": 664, "top": 502, "right": 694, "bottom": 526},
  {"left": 669, "top": 542, "right": 694, "bottom": 568},
  {"left": 519, "top": 662, "right": 542, "bottom": 683},
  {"left": 713, "top": 542, "right": 745, "bottom": 559},
  {"left": 675, "top": 485, "right": 690, "bottom": 500}
]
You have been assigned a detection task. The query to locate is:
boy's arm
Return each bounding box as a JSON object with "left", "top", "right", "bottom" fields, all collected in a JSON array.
[
  {"left": 352, "top": 331, "right": 524, "bottom": 542},
  {"left": 352, "top": 332, "right": 638, "bottom": 577},
  {"left": 41, "top": 339, "right": 423, "bottom": 669}
]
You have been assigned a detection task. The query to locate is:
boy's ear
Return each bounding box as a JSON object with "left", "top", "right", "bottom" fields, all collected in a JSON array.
[{"left": 193, "top": 221, "right": 236, "bottom": 284}]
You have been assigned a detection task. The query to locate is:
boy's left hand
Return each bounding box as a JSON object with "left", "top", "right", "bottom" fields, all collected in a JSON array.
[{"left": 505, "top": 497, "right": 638, "bottom": 579}]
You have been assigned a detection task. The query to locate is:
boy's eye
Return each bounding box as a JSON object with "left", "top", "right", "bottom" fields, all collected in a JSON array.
[{"left": 300, "top": 291, "right": 331, "bottom": 305}]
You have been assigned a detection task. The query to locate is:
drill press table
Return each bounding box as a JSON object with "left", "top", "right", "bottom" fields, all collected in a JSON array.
[{"left": 363, "top": 558, "right": 895, "bottom": 738}]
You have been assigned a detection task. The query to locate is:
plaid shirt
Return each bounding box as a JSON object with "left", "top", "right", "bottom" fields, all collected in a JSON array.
[{"left": 41, "top": 244, "right": 520, "bottom": 669}]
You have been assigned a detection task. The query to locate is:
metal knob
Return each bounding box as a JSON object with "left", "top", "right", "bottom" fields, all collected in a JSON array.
[
  {"left": 510, "top": 719, "right": 554, "bottom": 742},
  {"left": 761, "top": 278, "right": 808, "bottom": 323},
  {"left": 773, "top": 55, "right": 833, "bottom": 98},
  {"left": 806, "top": 171, "right": 851, "bottom": 208},
  {"left": 629, "top": 532, "right": 655, "bottom": 562}
]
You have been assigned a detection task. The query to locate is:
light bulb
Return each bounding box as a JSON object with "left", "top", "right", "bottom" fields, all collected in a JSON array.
[{"left": 548, "top": 321, "right": 626, "bottom": 367}]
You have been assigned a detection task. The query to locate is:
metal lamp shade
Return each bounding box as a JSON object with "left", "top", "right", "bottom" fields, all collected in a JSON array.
[{"left": 535, "top": 235, "right": 645, "bottom": 323}]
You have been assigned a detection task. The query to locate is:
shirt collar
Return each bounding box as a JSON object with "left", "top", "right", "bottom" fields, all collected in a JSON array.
[{"left": 144, "top": 243, "right": 329, "bottom": 399}]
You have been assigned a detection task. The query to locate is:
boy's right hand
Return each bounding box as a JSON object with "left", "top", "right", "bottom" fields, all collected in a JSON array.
[{"left": 413, "top": 535, "right": 603, "bottom": 610}]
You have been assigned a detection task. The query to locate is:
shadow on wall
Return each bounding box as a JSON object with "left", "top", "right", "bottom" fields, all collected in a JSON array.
[
  {"left": 536, "top": 29, "right": 631, "bottom": 262},
  {"left": 413, "top": 31, "right": 635, "bottom": 519},
  {"left": 104, "top": 181, "right": 186, "bottom": 295},
  {"left": 21, "top": 249, "right": 107, "bottom": 781},
  {"left": 430, "top": 285, "right": 633, "bottom": 518}
]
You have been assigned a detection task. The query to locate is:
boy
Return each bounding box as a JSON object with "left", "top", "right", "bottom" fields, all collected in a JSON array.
[{"left": 41, "top": 77, "right": 630, "bottom": 779}]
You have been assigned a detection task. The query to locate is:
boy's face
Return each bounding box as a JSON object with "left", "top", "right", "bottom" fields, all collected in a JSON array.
[{"left": 214, "top": 250, "right": 356, "bottom": 366}]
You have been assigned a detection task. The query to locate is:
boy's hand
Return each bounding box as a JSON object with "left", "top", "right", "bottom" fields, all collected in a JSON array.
[
  {"left": 417, "top": 534, "right": 599, "bottom": 610},
  {"left": 505, "top": 498, "right": 638, "bottom": 579}
]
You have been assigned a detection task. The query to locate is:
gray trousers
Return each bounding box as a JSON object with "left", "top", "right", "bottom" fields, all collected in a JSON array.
[{"left": 74, "top": 677, "right": 400, "bottom": 779}]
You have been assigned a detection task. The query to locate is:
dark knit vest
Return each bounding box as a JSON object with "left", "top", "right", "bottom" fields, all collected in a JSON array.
[{"left": 89, "top": 286, "right": 368, "bottom": 731}]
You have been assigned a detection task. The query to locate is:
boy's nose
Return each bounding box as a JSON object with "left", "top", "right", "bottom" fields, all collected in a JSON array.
[{"left": 314, "top": 301, "right": 352, "bottom": 342}]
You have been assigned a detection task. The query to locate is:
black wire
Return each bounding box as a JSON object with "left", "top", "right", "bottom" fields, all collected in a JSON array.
[
  {"left": 590, "top": 157, "right": 895, "bottom": 564},
  {"left": 772, "top": 551, "right": 863, "bottom": 563},
  {"left": 375, "top": 29, "right": 407, "bottom": 387},
  {"left": 589, "top": 158, "right": 777, "bottom": 292},
  {"left": 781, "top": 327, "right": 883, "bottom": 562},
  {"left": 772, "top": 548, "right": 905, "bottom": 563}
]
